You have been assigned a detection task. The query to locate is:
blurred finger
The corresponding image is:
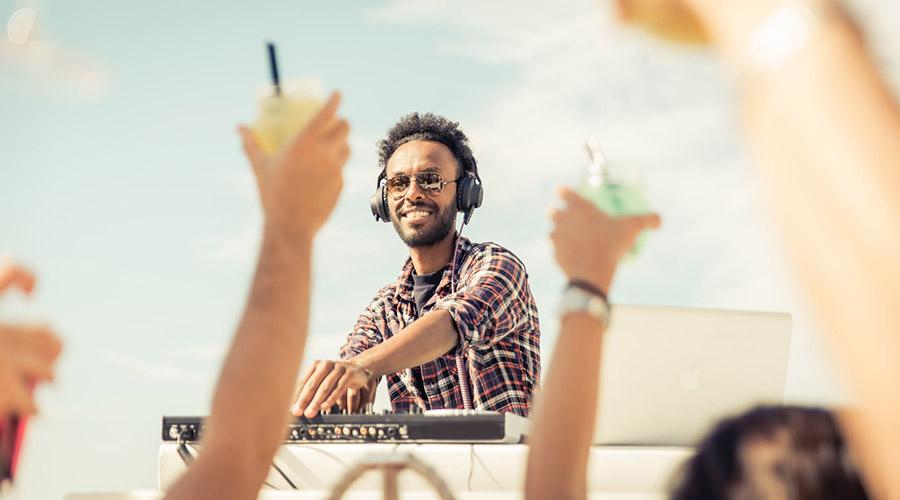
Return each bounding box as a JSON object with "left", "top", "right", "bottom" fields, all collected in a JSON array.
[
  {"left": 557, "top": 185, "right": 597, "bottom": 212},
  {"left": 624, "top": 213, "right": 662, "bottom": 231},
  {"left": 238, "top": 125, "right": 266, "bottom": 181},
  {"left": 0, "top": 261, "right": 36, "bottom": 295},
  {"left": 0, "top": 324, "right": 62, "bottom": 360},
  {"left": 13, "top": 351, "right": 56, "bottom": 381},
  {"left": 322, "top": 117, "right": 350, "bottom": 143},
  {"left": 303, "top": 91, "right": 342, "bottom": 137},
  {"left": 332, "top": 143, "right": 351, "bottom": 169},
  {"left": 547, "top": 206, "right": 562, "bottom": 224},
  {"left": 613, "top": 0, "right": 633, "bottom": 21},
  {"left": 0, "top": 379, "right": 36, "bottom": 417}
]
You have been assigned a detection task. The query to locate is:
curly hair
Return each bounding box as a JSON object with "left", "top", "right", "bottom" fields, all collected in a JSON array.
[
  {"left": 670, "top": 405, "right": 869, "bottom": 500},
  {"left": 377, "top": 112, "right": 477, "bottom": 178}
]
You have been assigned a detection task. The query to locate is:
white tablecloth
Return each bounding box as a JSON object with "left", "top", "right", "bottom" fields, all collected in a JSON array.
[{"left": 156, "top": 443, "right": 691, "bottom": 494}]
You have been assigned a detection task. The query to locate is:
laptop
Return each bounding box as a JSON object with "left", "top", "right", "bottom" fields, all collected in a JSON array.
[{"left": 593, "top": 304, "right": 792, "bottom": 446}]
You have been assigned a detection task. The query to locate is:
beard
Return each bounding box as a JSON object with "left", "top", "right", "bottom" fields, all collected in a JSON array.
[{"left": 391, "top": 201, "right": 457, "bottom": 248}]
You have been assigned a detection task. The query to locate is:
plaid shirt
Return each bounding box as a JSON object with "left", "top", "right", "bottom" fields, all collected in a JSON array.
[{"left": 339, "top": 237, "right": 541, "bottom": 417}]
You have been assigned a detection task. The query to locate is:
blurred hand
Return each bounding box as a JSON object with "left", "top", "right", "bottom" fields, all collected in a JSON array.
[
  {"left": 613, "top": 0, "right": 710, "bottom": 44},
  {"left": 549, "top": 186, "right": 661, "bottom": 293},
  {"left": 239, "top": 92, "right": 351, "bottom": 242},
  {"left": 0, "top": 260, "right": 62, "bottom": 417},
  {"left": 290, "top": 359, "right": 376, "bottom": 419},
  {"left": 611, "top": 0, "right": 801, "bottom": 51}
]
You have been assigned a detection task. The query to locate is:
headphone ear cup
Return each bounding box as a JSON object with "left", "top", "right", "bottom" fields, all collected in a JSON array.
[
  {"left": 456, "top": 176, "right": 484, "bottom": 214},
  {"left": 370, "top": 185, "right": 391, "bottom": 222}
]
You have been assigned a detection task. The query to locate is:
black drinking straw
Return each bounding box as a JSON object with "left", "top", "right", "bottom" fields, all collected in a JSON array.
[{"left": 266, "top": 41, "right": 281, "bottom": 96}]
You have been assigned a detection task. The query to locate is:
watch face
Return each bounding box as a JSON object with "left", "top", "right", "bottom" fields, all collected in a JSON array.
[{"left": 560, "top": 286, "right": 609, "bottom": 326}]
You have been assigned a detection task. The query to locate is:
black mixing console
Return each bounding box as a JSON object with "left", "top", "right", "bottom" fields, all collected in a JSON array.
[{"left": 163, "top": 408, "right": 529, "bottom": 445}]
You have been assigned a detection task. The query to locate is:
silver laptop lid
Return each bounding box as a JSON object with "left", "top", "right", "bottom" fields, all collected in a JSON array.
[{"left": 593, "top": 304, "right": 792, "bottom": 446}]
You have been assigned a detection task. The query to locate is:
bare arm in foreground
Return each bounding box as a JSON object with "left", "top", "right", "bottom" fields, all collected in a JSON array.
[
  {"left": 525, "top": 188, "right": 659, "bottom": 500},
  {"left": 165, "top": 93, "right": 350, "bottom": 500},
  {"left": 618, "top": 0, "right": 900, "bottom": 497}
]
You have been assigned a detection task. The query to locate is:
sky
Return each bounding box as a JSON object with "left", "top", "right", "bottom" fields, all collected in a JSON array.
[{"left": 2, "top": 0, "right": 899, "bottom": 497}]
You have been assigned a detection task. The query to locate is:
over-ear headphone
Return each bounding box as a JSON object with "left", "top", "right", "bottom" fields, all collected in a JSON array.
[{"left": 369, "top": 160, "right": 484, "bottom": 224}]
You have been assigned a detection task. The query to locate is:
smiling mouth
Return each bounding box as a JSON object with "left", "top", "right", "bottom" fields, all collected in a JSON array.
[{"left": 401, "top": 208, "right": 434, "bottom": 223}]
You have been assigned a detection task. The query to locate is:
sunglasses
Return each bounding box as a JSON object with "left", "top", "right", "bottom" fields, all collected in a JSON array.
[{"left": 385, "top": 172, "right": 462, "bottom": 200}]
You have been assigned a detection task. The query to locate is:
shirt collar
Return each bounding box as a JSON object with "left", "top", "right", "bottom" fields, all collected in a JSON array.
[{"left": 393, "top": 235, "right": 473, "bottom": 303}]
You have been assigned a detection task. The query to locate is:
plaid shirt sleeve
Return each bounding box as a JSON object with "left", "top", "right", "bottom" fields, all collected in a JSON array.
[
  {"left": 432, "top": 246, "right": 534, "bottom": 351},
  {"left": 339, "top": 287, "right": 389, "bottom": 359}
]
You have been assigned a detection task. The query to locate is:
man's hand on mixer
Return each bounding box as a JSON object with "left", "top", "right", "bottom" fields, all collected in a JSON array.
[{"left": 291, "top": 359, "right": 375, "bottom": 418}]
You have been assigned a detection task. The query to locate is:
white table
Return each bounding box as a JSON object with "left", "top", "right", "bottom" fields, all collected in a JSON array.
[{"left": 156, "top": 443, "right": 691, "bottom": 495}]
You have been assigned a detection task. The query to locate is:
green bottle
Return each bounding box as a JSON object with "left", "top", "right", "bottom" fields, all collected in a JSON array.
[{"left": 578, "top": 140, "right": 652, "bottom": 257}]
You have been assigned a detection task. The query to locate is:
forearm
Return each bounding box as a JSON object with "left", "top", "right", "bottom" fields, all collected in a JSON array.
[
  {"left": 166, "top": 228, "right": 313, "bottom": 500},
  {"left": 353, "top": 310, "right": 458, "bottom": 377},
  {"left": 525, "top": 314, "right": 605, "bottom": 500}
]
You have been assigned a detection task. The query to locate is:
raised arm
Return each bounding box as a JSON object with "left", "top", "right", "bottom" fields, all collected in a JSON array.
[
  {"left": 525, "top": 187, "right": 659, "bottom": 500},
  {"left": 614, "top": 0, "right": 900, "bottom": 496},
  {"left": 164, "top": 92, "right": 350, "bottom": 500},
  {"left": 679, "top": 1, "right": 900, "bottom": 497}
]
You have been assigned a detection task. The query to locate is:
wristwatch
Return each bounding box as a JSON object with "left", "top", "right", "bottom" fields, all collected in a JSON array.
[{"left": 559, "top": 281, "right": 610, "bottom": 327}]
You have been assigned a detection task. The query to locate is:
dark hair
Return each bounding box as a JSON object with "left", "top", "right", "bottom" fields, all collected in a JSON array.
[
  {"left": 377, "top": 112, "right": 477, "bottom": 178},
  {"left": 670, "top": 406, "right": 869, "bottom": 500}
]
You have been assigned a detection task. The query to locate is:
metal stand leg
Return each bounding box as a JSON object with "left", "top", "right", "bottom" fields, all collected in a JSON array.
[{"left": 327, "top": 452, "right": 456, "bottom": 500}]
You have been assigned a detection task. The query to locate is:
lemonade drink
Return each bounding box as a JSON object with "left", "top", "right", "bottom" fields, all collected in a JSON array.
[{"left": 253, "top": 77, "right": 325, "bottom": 155}]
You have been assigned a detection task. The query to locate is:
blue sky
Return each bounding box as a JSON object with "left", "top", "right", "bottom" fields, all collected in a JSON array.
[{"left": 2, "top": 0, "right": 899, "bottom": 497}]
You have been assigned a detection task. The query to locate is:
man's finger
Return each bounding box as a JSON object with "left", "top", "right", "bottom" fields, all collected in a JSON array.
[
  {"left": 346, "top": 387, "right": 359, "bottom": 413},
  {"left": 0, "top": 261, "right": 35, "bottom": 295},
  {"left": 296, "top": 363, "right": 333, "bottom": 417},
  {"left": 306, "top": 366, "right": 346, "bottom": 415},
  {"left": 291, "top": 363, "right": 321, "bottom": 414},
  {"left": 322, "top": 371, "right": 353, "bottom": 410}
]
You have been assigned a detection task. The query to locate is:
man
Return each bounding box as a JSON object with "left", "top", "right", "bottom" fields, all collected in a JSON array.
[{"left": 292, "top": 112, "right": 541, "bottom": 418}]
